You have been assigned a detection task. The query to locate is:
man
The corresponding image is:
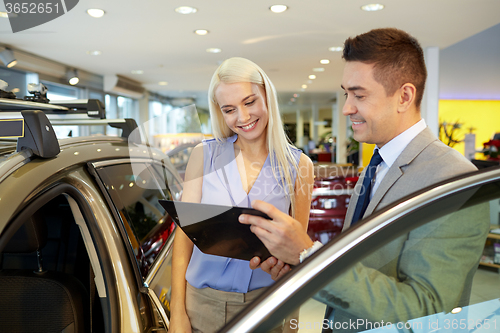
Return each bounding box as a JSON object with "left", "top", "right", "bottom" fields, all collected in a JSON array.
[{"left": 240, "top": 28, "right": 488, "bottom": 331}]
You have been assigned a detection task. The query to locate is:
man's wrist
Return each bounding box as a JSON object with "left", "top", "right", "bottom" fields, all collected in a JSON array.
[{"left": 299, "top": 241, "right": 323, "bottom": 263}]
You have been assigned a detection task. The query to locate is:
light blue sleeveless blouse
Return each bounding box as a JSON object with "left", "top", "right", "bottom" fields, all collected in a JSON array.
[{"left": 185, "top": 135, "right": 302, "bottom": 292}]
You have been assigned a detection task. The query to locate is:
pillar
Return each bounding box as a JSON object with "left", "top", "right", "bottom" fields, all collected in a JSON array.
[
  {"left": 335, "top": 91, "right": 347, "bottom": 164},
  {"left": 422, "top": 46, "right": 440, "bottom": 137}
]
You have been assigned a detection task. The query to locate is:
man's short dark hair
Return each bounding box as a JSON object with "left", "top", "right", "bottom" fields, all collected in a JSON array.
[{"left": 343, "top": 28, "right": 427, "bottom": 108}]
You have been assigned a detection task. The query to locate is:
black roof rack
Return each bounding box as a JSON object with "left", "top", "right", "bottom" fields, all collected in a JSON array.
[
  {"left": 49, "top": 99, "right": 105, "bottom": 118},
  {"left": 16, "top": 110, "right": 60, "bottom": 158},
  {"left": 49, "top": 118, "right": 140, "bottom": 141},
  {"left": 0, "top": 98, "right": 105, "bottom": 119},
  {"left": 1, "top": 98, "right": 140, "bottom": 157}
]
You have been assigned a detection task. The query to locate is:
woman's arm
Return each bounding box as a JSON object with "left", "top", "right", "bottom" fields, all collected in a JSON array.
[
  {"left": 169, "top": 144, "right": 204, "bottom": 333},
  {"left": 248, "top": 153, "right": 315, "bottom": 279},
  {"left": 293, "top": 153, "right": 315, "bottom": 230}
]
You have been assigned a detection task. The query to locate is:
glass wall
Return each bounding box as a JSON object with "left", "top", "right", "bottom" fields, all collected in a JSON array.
[
  {"left": 43, "top": 81, "right": 81, "bottom": 138},
  {"left": 0, "top": 67, "right": 29, "bottom": 97},
  {"left": 105, "top": 94, "right": 139, "bottom": 137}
]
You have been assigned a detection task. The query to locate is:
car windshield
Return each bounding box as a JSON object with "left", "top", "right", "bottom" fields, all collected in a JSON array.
[{"left": 223, "top": 168, "right": 500, "bottom": 333}]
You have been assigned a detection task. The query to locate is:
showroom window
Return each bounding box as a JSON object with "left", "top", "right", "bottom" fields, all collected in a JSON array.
[
  {"left": 105, "top": 94, "right": 139, "bottom": 136},
  {"left": 43, "top": 81, "right": 81, "bottom": 138},
  {"left": 0, "top": 67, "right": 29, "bottom": 97},
  {"left": 148, "top": 100, "right": 174, "bottom": 140}
]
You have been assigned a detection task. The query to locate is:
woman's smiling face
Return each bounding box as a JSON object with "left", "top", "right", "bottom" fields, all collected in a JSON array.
[{"left": 216, "top": 82, "right": 269, "bottom": 142}]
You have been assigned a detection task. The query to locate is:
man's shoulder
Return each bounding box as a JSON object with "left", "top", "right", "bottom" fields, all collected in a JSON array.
[
  {"left": 404, "top": 135, "right": 477, "bottom": 183},
  {"left": 419, "top": 139, "right": 475, "bottom": 171}
]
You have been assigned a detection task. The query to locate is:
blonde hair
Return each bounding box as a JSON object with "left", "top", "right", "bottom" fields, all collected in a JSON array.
[{"left": 208, "top": 57, "right": 299, "bottom": 217}]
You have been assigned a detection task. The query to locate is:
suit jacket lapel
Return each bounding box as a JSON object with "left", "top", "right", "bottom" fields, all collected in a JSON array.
[{"left": 343, "top": 168, "right": 366, "bottom": 231}]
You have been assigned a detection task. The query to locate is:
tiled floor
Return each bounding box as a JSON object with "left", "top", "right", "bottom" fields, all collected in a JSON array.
[{"left": 470, "top": 266, "right": 500, "bottom": 304}]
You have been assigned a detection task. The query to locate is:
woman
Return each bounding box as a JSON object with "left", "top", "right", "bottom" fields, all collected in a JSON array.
[{"left": 169, "top": 57, "right": 314, "bottom": 333}]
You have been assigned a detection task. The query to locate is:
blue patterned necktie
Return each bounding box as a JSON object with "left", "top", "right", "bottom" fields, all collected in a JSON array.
[{"left": 351, "top": 149, "right": 383, "bottom": 225}]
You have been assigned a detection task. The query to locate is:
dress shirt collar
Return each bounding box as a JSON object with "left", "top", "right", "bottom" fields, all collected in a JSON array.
[{"left": 377, "top": 119, "right": 427, "bottom": 168}]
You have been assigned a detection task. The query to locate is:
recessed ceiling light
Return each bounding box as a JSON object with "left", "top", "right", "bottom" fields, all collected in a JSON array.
[
  {"left": 270, "top": 5, "right": 288, "bottom": 13},
  {"left": 329, "top": 46, "right": 343, "bottom": 52},
  {"left": 301, "top": 84, "right": 307, "bottom": 89},
  {"left": 86, "top": 50, "right": 101, "bottom": 56},
  {"left": 175, "top": 6, "right": 197, "bottom": 14},
  {"left": 320, "top": 59, "right": 330, "bottom": 64},
  {"left": 158, "top": 81, "right": 168, "bottom": 86},
  {"left": 69, "top": 77, "right": 79, "bottom": 85},
  {"left": 195, "top": 29, "right": 209, "bottom": 35},
  {"left": 131, "top": 70, "right": 144, "bottom": 75},
  {"left": 309, "top": 75, "right": 316, "bottom": 80},
  {"left": 87, "top": 9, "right": 105, "bottom": 18},
  {"left": 206, "top": 48, "right": 222, "bottom": 53},
  {"left": 313, "top": 68, "right": 325, "bottom": 72},
  {"left": 67, "top": 69, "right": 79, "bottom": 85},
  {"left": 0, "top": 48, "right": 17, "bottom": 68},
  {"left": 361, "top": 4, "right": 385, "bottom": 11}
]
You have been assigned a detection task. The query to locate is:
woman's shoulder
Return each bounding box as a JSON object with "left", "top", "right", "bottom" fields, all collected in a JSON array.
[
  {"left": 288, "top": 144, "right": 304, "bottom": 162},
  {"left": 202, "top": 134, "right": 236, "bottom": 146},
  {"left": 201, "top": 134, "right": 237, "bottom": 157},
  {"left": 289, "top": 145, "right": 313, "bottom": 169}
]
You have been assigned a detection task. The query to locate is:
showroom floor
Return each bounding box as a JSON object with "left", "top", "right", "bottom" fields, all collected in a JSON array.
[{"left": 470, "top": 266, "right": 500, "bottom": 304}]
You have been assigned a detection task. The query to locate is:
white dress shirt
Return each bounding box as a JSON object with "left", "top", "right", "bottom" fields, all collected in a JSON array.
[{"left": 371, "top": 119, "right": 427, "bottom": 199}]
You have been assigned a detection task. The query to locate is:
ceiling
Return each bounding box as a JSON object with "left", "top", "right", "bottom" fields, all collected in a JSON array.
[{"left": 0, "top": 0, "right": 499, "bottom": 111}]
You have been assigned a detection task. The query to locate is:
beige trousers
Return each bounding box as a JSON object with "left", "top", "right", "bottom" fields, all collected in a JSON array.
[{"left": 185, "top": 282, "right": 283, "bottom": 333}]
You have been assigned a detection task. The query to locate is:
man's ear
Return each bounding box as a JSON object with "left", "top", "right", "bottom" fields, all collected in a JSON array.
[{"left": 397, "top": 83, "right": 416, "bottom": 113}]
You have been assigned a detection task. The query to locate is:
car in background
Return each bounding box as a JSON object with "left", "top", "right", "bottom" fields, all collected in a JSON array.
[{"left": 309, "top": 163, "right": 359, "bottom": 243}]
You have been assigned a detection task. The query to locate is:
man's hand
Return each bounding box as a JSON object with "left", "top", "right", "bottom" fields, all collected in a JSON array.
[
  {"left": 250, "top": 256, "right": 291, "bottom": 280},
  {"left": 239, "top": 200, "right": 314, "bottom": 265}
]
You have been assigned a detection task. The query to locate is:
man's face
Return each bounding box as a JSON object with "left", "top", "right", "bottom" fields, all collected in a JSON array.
[{"left": 341, "top": 61, "right": 401, "bottom": 148}]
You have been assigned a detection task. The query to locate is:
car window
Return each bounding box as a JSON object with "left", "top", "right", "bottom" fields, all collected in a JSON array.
[
  {"left": 230, "top": 172, "right": 500, "bottom": 333},
  {"left": 96, "top": 162, "right": 176, "bottom": 279}
]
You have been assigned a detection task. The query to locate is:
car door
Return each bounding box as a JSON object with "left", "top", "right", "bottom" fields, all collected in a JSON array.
[
  {"left": 92, "top": 158, "right": 182, "bottom": 331},
  {"left": 220, "top": 167, "right": 500, "bottom": 333}
]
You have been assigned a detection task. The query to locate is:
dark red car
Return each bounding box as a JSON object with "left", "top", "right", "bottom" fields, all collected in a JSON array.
[{"left": 308, "top": 164, "right": 359, "bottom": 243}]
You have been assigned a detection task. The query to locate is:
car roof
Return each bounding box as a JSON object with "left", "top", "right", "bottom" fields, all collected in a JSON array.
[{"left": 0, "top": 134, "right": 180, "bottom": 231}]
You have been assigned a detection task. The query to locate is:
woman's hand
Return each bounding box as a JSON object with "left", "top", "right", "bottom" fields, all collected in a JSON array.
[
  {"left": 168, "top": 311, "right": 192, "bottom": 333},
  {"left": 250, "top": 256, "right": 292, "bottom": 280}
]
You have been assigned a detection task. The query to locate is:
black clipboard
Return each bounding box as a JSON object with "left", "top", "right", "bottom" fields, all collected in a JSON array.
[{"left": 159, "top": 200, "right": 271, "bottom": 261}]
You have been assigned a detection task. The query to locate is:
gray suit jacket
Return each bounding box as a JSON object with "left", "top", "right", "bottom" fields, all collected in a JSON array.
[{"left": 315, "top": 128, "right": 489, "bottom": 332}]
